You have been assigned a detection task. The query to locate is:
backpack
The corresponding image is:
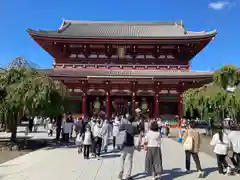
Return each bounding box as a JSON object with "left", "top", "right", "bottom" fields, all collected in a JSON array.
[
  {"left": 123, "top": 131, "right": 134, "bottom": 147},
  {"left": 183, "top": 136, "right": 193, "bottom": 151},
  {"left": 139, "top": 121, "right": 145, "bottom": 132}
]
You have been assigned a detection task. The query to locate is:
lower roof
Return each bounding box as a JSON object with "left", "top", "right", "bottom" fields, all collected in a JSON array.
[{"left": 46, "top": 68, "right": 213, "bottom": 79}]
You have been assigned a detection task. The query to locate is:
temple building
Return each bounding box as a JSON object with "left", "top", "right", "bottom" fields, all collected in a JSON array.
[{"left": 27, "top": 20, "right": 216, "bottom": 124}]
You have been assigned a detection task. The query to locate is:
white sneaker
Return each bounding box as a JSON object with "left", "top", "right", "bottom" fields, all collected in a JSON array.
[
  {"left": 197, "top": 171, "right": 204, "bottom": 178},
  {"left": 118, "top": 171, "right": 123, "bottom": 180},
  {"left": 226, "top": 167, "right": 232, "bottom": 175}
]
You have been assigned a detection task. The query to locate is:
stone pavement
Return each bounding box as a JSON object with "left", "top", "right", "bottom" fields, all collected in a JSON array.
[
  {"left": 0, "top": 138, "right": 239, "bottom": 180},
  {"left": 0, "top": 125, "right": 54, "bottom": 140}
]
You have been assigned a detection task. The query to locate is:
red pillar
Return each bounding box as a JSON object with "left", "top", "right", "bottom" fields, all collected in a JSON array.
[
  {"left": 154, "top": 93, "right": 159, "bottom": 118},
  {"left": 82, "top": 93, "right": 87, "bottom": 119},
  {"left": 178, "top": 92, "right": 183, "bottom": 117},
  {"left": 132, "top": 92, "right": 136, "bottom": 115},
  {"left": 106, "top": 92, "right": 110, "bottom": 119}
]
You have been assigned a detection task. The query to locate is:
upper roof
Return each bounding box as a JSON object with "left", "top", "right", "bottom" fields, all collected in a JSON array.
[{"left": 27, "top": 20, "right": 216, "bottom": 39}]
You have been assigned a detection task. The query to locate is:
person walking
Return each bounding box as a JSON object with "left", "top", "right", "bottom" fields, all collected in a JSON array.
[
  {"left": 47, "top": 119, "right": 53, "bottom": 136},
  {"left": 144, "top": 121, "right": 163, "bottom": 180},
  {"left": 82, "top": 126, "right": 94, "bottom": 159},
  {"left": 93, "top": 118, "right": 103, "bottom": 160},
  {"left": 55, "top": 115, "right": 62, "bottom": 141},
  {"left": 33, "top": 116, "right": 39, "bottom": 132},
  {"left": 101, "top": 118, "right": 110, "bottom": 152},
  {"left": 182, "top": 121, "right": 204, "bottom": 178},
  {"left": 62, "top": 117, "right": 73, "bottom": 143},
  {"left": 88, "top": 117, "right": 97, "bottom": 156},
  {"left": 113, "top": 116, "right": 121, "bottom": 151},
  {"left": 210, "top": 126, "right": 231, "bottom": 175},
  {"left": 118, "top": 116, "right": 140, "bottom": 180},
  {"left": 157, "top": 118, "right": 162, "bottom": 137},
  {"left": 228, "top": 126, "right": 240, "bottom": 174}
]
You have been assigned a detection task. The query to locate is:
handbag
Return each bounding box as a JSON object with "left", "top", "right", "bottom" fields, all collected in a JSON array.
[
  {"left": 178, "top": 137, "right": 183, "bottom": 143},
  {"left": 183, "top": 136, "right": 193, "bottom": 151}
]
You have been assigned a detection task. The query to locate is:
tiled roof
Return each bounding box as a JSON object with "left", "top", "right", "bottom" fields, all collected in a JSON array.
[
  {"left": 27, "top": 20, "right": 216, "bottom": 39},
  {"left": 47, "top": 68, "right": 213, "bottom": 79}
]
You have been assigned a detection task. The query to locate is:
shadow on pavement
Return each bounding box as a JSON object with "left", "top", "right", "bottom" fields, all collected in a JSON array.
[
  {"left": 132, "top": 167, "right": 218, "bottom": 179},
  {"left": 44, "top": 142, "right": 77, "bottom": 150},
  {"left": 132, "top": 172, "right": 149, "bottom": 179},
  {"left": 101, "top": 154, "right": 121, "bottom": 159},
  {"left": 162, "top": 168, "right": 195, "bottom": 180},
  {"left": 17, "top": 130, "right": 47, "bottom": 133},
  {"left": 202, "top": 167, "right": 218, "bottom": 178}
]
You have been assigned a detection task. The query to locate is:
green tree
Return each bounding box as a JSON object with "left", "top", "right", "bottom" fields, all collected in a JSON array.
[
  {"left": 183, "top": 65, "right": 240, "bottom": 124},
  {"left": 0, "top": 57, "right": 69, "bottom": 141}
]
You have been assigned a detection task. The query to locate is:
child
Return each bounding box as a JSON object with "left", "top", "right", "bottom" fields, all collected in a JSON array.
[
  {"left": 82, "top": 127, "right": 94, "bottom": 159},
  {"left": 75, "top": 132, "right": 83, "bottom": 154}
]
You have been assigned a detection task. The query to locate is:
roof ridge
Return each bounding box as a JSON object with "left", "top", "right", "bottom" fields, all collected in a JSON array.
[{"left": 63, "top": 19, "right": 184, "bottom": 26}]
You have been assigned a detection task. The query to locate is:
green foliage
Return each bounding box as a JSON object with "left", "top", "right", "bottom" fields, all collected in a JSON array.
[
  {"left": 183, "top": 65, "right": 240, "bottom": 123},
  {"left": 0, "top": 57, "right": 69, "bottom": 140},
  {"left": 213, "top": 64, "right": 238, "bottom": 89}
]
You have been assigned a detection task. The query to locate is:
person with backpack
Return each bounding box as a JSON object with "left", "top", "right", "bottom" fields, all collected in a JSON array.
[
  {"left": 118, "top": 115, "right": 140, "bottom": 180},
  {"left": 182, "top": 121, "right": 204, "bottom": 178},
  {"left": 210, "top": 126, "right": 232, "bottom": 175}
]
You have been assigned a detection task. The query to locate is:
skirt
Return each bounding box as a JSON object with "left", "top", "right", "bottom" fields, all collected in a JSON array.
[{"left": 145, "top": 147, "right": 163, "bottom": 174}]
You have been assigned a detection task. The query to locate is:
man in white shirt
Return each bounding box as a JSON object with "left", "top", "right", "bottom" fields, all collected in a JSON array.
[
  {"left": 228, "top": 129, "right": 240, "bottom": 172},
  {"left": 62, "top": 117, "right": 73, "bottom": 143},
  {"left": 33, "top": 116, "right": 39, "bottom": 132},
  {"left": 92, "top": 119, "right": 103, "bottom": 159},
  {"left": 112, "top": 116, "right": 121, "bottom": 150}
]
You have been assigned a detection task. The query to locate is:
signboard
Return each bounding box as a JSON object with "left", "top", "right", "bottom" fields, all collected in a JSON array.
[{"left": 159, "top": 96, "right": 178, "bottom": 100}]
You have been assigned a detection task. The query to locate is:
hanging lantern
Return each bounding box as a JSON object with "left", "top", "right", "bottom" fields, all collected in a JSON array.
[{"left": 117, "top": 46, "right": 125, "bottom": 59}]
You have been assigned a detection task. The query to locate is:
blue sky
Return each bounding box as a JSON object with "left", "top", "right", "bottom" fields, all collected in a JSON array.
[{"left": 1, "top": 0, "right": 239, "bottom": 70}]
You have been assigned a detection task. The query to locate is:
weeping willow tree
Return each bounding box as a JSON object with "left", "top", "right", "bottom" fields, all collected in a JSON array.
[
  {"left": 183, "top": 65, "right": 240, "bottom": 123},
  {"left": 0, "top": 57, "right": 69, "bottom": 141}
]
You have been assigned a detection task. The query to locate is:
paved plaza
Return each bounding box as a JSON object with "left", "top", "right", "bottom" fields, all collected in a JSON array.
[
  {"left": 0, "top": 125, "right": 54, "bottom": 140},
  {"left": 0, "top": 137, "right": 239, "bottom": 180}
]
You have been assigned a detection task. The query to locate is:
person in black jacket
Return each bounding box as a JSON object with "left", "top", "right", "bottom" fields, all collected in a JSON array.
[{"left": 118, "top": 116, "right": 141, "bottom": 180}]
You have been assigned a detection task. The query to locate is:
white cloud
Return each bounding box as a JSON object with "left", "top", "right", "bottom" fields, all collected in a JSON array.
[{"left": 208, "top": 1, "right": 229, "bottom": 10}]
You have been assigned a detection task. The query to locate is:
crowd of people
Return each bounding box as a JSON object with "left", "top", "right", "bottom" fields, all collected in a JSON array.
[{"left": 24, "top": 114, "right": 240, "bottom": 179}]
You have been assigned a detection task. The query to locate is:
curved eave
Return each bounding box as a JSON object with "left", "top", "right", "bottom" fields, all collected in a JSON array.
[
  {"left": 27, "top": 28, "right": 216, "bottom": 41},
  {"left": 46, "top": 69, "right": 214, "bottom": 79},
  {"left": 50, "top": 75, "right": 213, "bottom": 79}
]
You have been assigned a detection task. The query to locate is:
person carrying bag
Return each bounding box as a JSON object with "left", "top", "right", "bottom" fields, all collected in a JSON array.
[{"left": 182, "top": 121, "right": 204, "bottom": 178}]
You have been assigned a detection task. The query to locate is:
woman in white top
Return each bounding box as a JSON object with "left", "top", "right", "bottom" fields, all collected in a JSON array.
[
  {"left": 82, "top": 127, "right": 94, "bottom": 159},
  {"left": 144, "top": 121, "right": 163, "bottom": 180},
  {"left": 210, "top": 127, "right": 231, "bottom": 174}
]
